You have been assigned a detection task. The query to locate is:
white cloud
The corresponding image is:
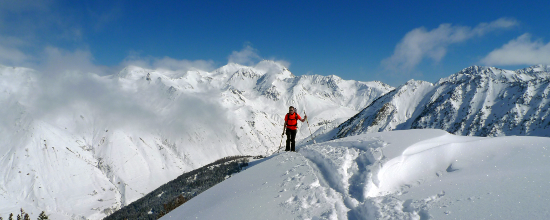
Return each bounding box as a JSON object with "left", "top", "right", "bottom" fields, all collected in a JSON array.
[
  {"left": 228, "top": 45, "right": 262, "bottom": 66},
  {"left": 152, "top": 57, "right": 216, "bottom": 72},
  {"left": 269, "top": 58, "right": 291, "bottom": 69},
  {"left": 0, "top": 0, "right": 61, "bottom": 37},
  {"left": 2, "top": 46, "right": 231, "bottom": 141},
  {"left": 0, "top": 0, "right": 85, "bottom": 67},
  {"left": 41, "top": 47, "right": 103, "bottom": 74},
  {"left": 382, "top": 18, "right": 518, "bottom": 71},
  {"left": 0, "top": 44, "right": 28, "bottom": 66},
  {"left": 481, "top": 34, "right": 550, "bottom": 66},
  {"left": 0, "top": 0, "right": 113, "bottom": 51},
  {"left": 228, "top": 45, "right": 291, "bottom": 69},
  {"left": 471, "top": 17, "right": 519, "bottom": 35},
  {"left": 121, "top": 53, "right": 216, "bottom": 73}
]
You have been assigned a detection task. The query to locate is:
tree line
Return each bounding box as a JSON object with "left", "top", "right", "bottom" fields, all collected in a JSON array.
[
  {"left": 104, "top": 155, "right": 251, "bottom": 220},
  {"left": 0, "top": 209, "right": 48, "bottom": 220}
]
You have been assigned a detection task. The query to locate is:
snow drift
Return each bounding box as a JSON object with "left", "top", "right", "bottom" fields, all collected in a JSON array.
[{"left": 162, "top": 129, "right": 550, "bottom": 220}]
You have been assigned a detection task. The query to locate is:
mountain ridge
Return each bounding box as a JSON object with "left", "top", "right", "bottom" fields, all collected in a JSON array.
[
  {"left": 320, "top": 64, "right": 550, "bottom": 142},
  {"left": 2, "top": 62, "right": 548, "bottom": 218},
  {"left": 0, "top": 61, "right": 392, "bottom": 219}
]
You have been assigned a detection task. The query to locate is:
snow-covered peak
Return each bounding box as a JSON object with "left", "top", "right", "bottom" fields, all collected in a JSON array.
[
  {"left": 319, "top": 78, "right": 433, "bottom": 140},
  {"left": 438, "top": 65, "right": 506, "bottom": 84},
  {"left": 439, "top": 65, "right": 550, "bottom": 85},
  {"left": 114, "top": 65, "right": 151, "bottom": 79},
  {"left": 328, "top": 64, "right": 550, "bottom": 141},
  {"left": 253, "top": 60, "right": 293, "bottom": 81},
  {"left": 515, "top": 64, "right": 550, "bottom": 76},
  {"left": 396, "top": 79, "right": 433, "bottom": 92},
  {"left": 254, "top": 60, "right": 288, "bottom": 72},
  {"left": 0, "top": 61, "right": 392, "bottom": 219},
  {"left": 457, "top": 65, "right": 492, "bottom": 75},
  {"left": 214, "top": 62, "right": 249, "bottom": 74}
]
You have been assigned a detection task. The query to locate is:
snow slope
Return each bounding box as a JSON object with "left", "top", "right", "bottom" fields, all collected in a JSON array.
[
  {"left": 0, "top": 62, "right": 391, "bottom": 219},
  {"left": 161, "top": 129, "right": 550, "bottom": 220},
  {"left": 326, "top": 65, "right": 550, "bottom": 140}
]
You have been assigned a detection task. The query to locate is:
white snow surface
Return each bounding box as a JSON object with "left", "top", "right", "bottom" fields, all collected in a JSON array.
[
  {"left": 161, "top": 129, "right": 550, "bottom": 220},
  {"left": 0, "top": 62, "right": 391, "bottom": 219}
]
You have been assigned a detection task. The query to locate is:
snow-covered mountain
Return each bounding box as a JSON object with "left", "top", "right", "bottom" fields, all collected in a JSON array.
[
  {"left": 0, "top": 61, "right": 392, "bottom": 219},
  {"left": 160, "top": 129, "right": 550, "bottom": 220},
  {"left": 324, "top": 65, "right": 550, "bottom": 140}
]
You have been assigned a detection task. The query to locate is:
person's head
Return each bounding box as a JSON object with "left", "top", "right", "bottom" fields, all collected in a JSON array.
[{"left": 289, "top": 106, "right": 295, "bottom": 113}]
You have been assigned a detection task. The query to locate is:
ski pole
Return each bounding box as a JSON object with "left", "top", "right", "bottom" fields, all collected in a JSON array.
[
  {"left": 304, "top": 110, "right": 316, "bottom": 144},
  {"left": 276, "top": 125, "right": 286, "bottom": 154}
]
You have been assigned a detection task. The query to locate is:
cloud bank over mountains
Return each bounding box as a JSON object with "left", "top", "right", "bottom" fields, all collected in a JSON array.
[
  {"left": 481, "top": 33, "right": 550, "bottom": 66},
  {"left": 382, "top": 18, "right": 519, "bottom": 72},
  {"left": 0, "top": 5, "right": 547, "bottom": 87}
]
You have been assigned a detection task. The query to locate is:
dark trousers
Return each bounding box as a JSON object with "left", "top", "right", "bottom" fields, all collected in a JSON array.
[{"left": 285, "top": 128, "right": 297, "bottom": 151}]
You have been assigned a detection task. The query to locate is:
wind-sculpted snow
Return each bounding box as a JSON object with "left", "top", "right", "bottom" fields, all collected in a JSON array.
[
  {"left": 162, "top": 129, "right": 550, "bottom": 219},
  {"left": 328, "top": 65, "right": 550, "bottom": 140},
  {"left": 0, "top": 61, "right": 391, "bottom": 219}
]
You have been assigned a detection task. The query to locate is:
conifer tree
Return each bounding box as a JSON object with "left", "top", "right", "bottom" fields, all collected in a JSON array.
[
  {"left": 17, "top": 208, "right": 28, "bottom": 220},
  {"left": 37, "top": 211, "right": 49, "bottom": 220}
]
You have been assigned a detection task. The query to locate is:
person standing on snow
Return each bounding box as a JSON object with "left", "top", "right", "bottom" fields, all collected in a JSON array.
[{"left": 283, "top": 106, "right": 306, "bottom": 152}]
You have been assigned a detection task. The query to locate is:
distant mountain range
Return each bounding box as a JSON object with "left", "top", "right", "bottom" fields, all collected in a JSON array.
[
  {"left": 0, "top": 61, "right": 391, "bottom": 219},
  {"left": 320, "top": 65, "right": 550, "bottom": 141},
  {"left": 1, "top": 62, "right": 548, "bottom": 219}
]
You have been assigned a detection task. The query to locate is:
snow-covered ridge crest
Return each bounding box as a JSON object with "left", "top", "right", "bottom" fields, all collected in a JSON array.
[
  {"left": 162, "top": 129, "right": 550, "bottom": 219},
  {"left": 319, "top": 79, "right": 434, "bottom": 139},
  {"left": 0, "top": 61, "right": 392, "bottom": 219},
  {"left": 439, "top": 64, "right": 550, "bottom": 84},
  {"left": 323, "top": 64, "right": 550, "bottom": 141}
]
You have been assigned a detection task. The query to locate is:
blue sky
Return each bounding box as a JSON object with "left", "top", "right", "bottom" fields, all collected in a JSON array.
[{"left": 1, "top": 0, "right": 549, "bottom": 86}]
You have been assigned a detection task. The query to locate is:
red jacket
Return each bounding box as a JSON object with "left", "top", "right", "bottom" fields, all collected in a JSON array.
[{"left": 285, "top": 113, "right": 302, "bottom": 130}]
